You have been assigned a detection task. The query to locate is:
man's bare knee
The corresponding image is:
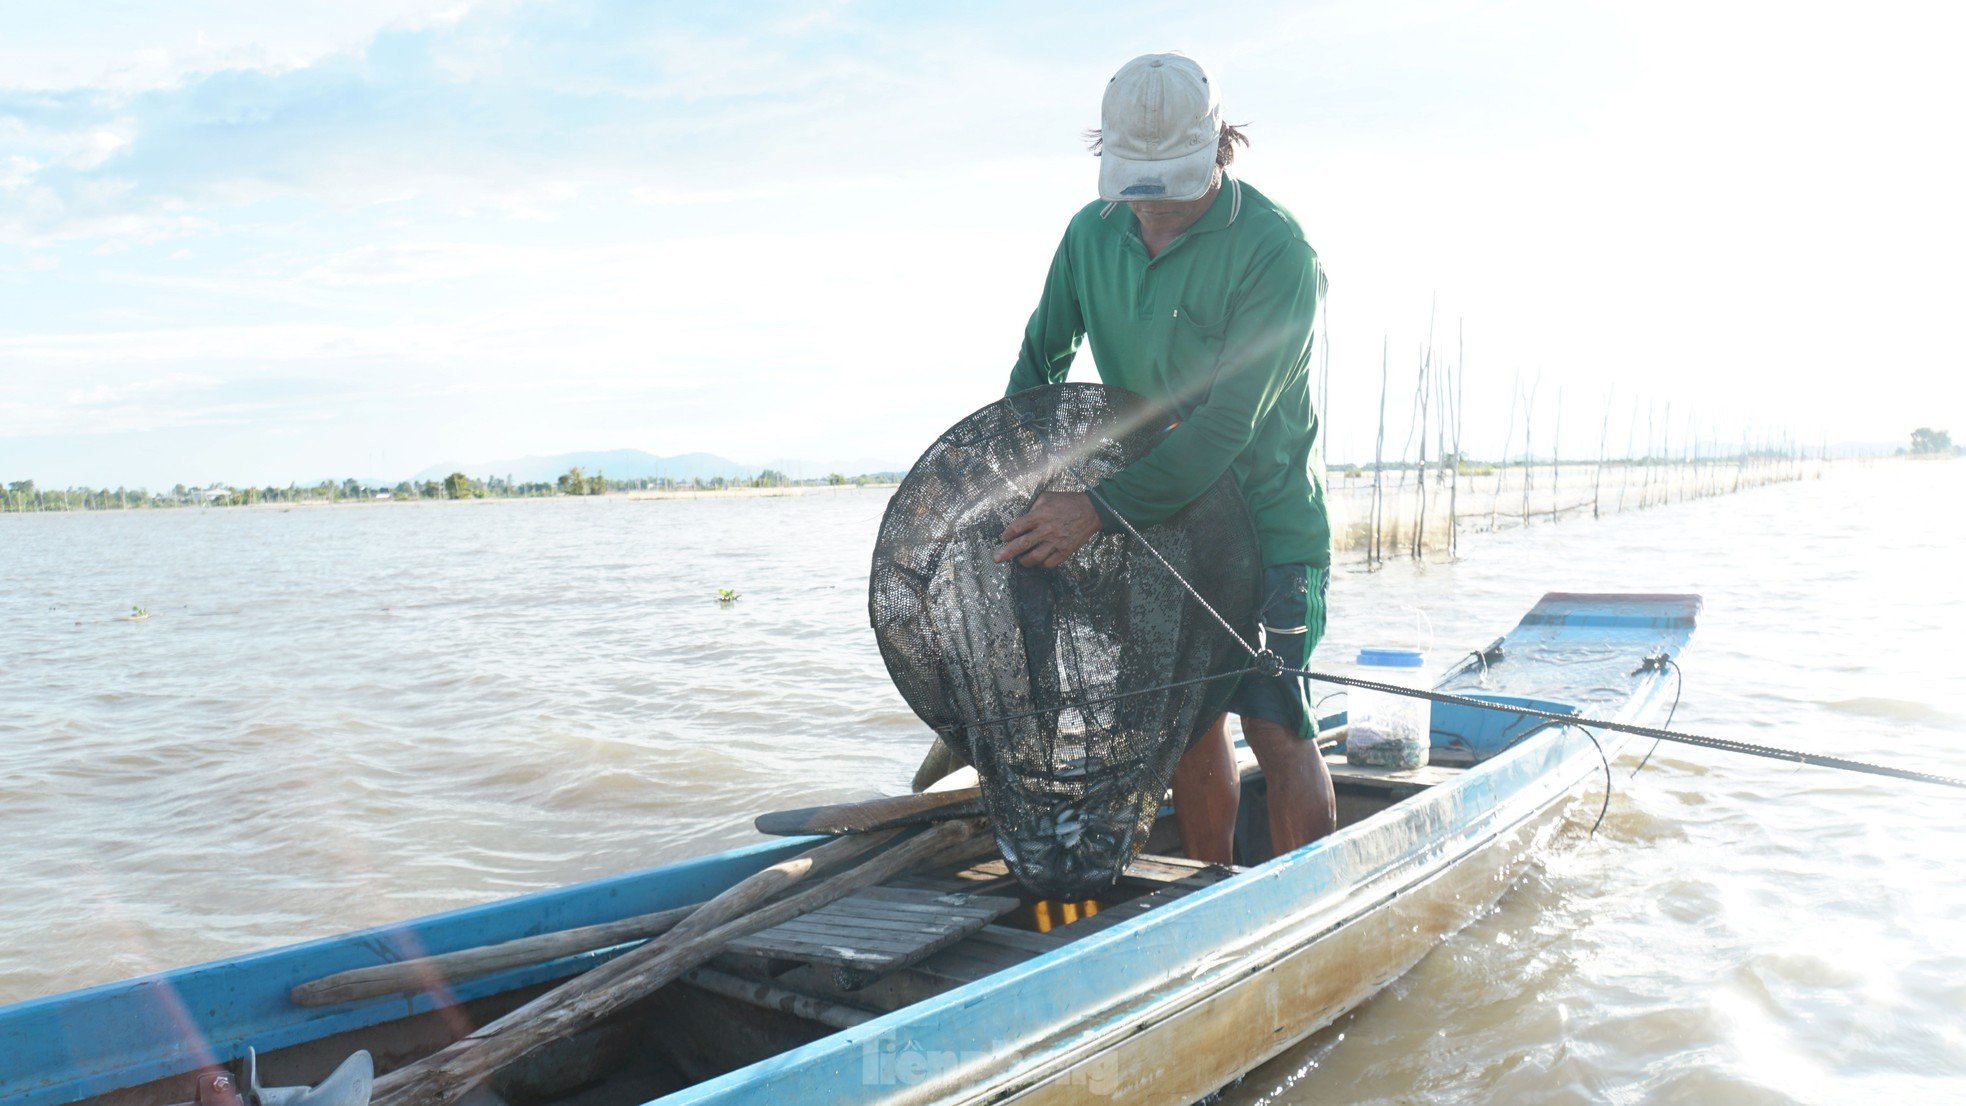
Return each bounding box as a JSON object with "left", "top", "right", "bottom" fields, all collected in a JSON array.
[{"left": 1242, "top": 717, "right": 1312, "bottom": 770}]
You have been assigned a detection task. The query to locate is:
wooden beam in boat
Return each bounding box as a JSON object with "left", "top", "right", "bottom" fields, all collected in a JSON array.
[
  {"left": 1119, "top": 853, "right": 1230, "bottom": 888},
  {"left": 678, "top": 968, "right": 877, "bottom": 1031},
  {"left": 753, "top": 787, "right": 984, "bottom": 836},
  {"left": 368, "top": 819, "right": 991, "bottom": 1106},
  {"left": 289, "top": 902, "right": 703, "bottom": 1007}
]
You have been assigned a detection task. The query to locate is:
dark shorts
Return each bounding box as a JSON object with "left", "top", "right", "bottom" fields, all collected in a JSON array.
[{"left": 1222, "top": 564, "right": 1329, "bottom": 740}]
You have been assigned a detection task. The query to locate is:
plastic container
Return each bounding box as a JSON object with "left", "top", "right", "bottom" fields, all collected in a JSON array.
[{"left": 1344, "top": 647, "right": 1431, "bottom": 769}]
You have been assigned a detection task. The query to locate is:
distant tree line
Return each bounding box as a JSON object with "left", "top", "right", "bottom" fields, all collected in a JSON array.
[
  {"left": 548, "top": 467, "right": 901, "bottom": 494},
  {"left": 1905, "top": 427, "right": 1956, "bottom": 457},
  {"left": 1, "top": 468, "right": 906, "bottom": 512}
]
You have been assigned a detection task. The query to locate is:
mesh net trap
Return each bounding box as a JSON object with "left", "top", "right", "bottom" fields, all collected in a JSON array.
[{"left": 869, "top": 384, "right": 1262, "bottom": 897}]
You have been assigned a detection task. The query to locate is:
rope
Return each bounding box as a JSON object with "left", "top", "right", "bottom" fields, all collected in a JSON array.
[
  {"left": 1579, "top": 724, "right": 1614, "bottom": 837},
  {"left": 1079, "top": 482, "right": 1260, "bottom": 658},
  {"left": 1496, "top": 719, "right": 1615, "bottom": 837},
  {"left": 1008, "top": 459, "right": 1965, "bottom": 795},
  {"left": 1283, "top": 666, "right": 1966, "bottom": 791},
  {"left": 1630, "top": 657, "right": 1683, "bottom": 777}
]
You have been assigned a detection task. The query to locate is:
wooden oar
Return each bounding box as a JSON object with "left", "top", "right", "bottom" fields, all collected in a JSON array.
[
  {"left": 290, "top": 901, "right": 703, "bottom": 1007},
  {"left": 754, "top": 786, "right": 984, "bottom": 836},
  {"left": 369, "top": 818, "right": 990, "bottom": 1106}
]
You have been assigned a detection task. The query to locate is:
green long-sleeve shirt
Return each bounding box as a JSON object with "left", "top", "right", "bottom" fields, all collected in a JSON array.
[{"left": 1007, "top": 176, "right": 1331, "bottom": 568}]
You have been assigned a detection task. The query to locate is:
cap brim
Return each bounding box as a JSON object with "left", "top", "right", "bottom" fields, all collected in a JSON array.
[{"left": 1098, "top": 144, "right": 1216, "bottom": 203}]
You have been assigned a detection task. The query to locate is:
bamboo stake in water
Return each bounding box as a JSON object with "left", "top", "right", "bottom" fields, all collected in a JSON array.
[
  {"left": 1635, "top": 404, "right": 1651, "bottom": 506},
  {"left": 1520, "top": 375, "right": 1539, "bottom": 525},
  {"left": 1493, "top": 367, "right": 1519, "bottom": 534},
  {"left": 1550, "top": 386, "right": 1563, "bottom": 524},
  {"left": 1593, "top": 385, "right": 1613, "bottom": 520},
  {"left": 1370, "top": 338, "right": 1388, "bottom": 568},
  {"left": 1660, "top": 401, "right": 1673, "bottom": 505},
  {"left": 1449, "top": 321, "right": 1464, "bottom": 559},
  {"left": 1413, "top": 345, "right": 1430, "bottom": 560},
  {"left": 1618, "top": 399, "right": 1637, "bottom": 513}
]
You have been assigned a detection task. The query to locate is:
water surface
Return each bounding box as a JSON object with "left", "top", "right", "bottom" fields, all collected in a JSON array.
[{"left": 2, "top": 465, "right": 1961, "bottom": 1103}]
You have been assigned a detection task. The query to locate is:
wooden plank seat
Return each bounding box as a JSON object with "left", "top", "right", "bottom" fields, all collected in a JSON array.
[
  {"left": 728, "top": 886, "right": 1019, "bottom": 990},
  {"left": 888, "top": 857, "right": 1020, "bottom": 897},
  {"left": 798, "top": 865, "right": 1240, "bottom": 1014}
]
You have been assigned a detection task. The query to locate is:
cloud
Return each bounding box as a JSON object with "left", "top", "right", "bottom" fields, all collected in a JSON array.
[
  {"left": 2, "top": 0, "right": 1962, "bottom": 488},
  {"left": 0, "top": 2, "right": 474, "bottom": 94}
]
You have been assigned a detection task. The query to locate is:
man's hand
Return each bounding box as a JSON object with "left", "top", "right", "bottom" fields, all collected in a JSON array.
[{"left": 994, "top": 491, "right": 1102, "bottom": 569}]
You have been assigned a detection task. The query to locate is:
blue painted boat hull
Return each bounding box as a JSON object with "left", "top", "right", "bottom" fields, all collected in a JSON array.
[{"left": 0, "top": 592, "right": 1700, "bottom": 1106}]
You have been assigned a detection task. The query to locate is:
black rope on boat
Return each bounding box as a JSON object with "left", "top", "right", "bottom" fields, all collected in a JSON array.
[
  {"left": 1015, "top": 484, "right": 1966, "bottom": 794},
  {"left": 1284, "top": 666, "right": 1966, "bottom": 792},
  {"left": 1492, "top": 719, "right": 1615, "bottom": 837},
  {"left": 1081, "top": 480, "right": 1262, "bottom": 659},
  {"left": 1630, "top": 657, "right": 1683, "bottom": 778},
  {"left": 1576, "top": 724, "right": 1614, "bottom": 838}
]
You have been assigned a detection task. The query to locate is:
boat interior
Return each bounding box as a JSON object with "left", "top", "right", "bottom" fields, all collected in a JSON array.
[{"left": 107, "top": 702, "right": 1551, "bottom": 1106}]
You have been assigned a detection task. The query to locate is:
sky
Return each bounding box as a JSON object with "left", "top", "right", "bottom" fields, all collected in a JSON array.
[{"left": 2, "top": 0, "right": 1962, "bottom": 488}]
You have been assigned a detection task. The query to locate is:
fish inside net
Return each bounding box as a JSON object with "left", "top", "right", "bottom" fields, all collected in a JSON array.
[{"left": 870, "top": 384, "right": 1261, "bottom": 897}]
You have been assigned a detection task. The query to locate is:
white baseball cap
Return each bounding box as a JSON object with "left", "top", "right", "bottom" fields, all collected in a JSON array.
[{"left": 1097, "top": 53, "right": 1222, "bottom": 203}]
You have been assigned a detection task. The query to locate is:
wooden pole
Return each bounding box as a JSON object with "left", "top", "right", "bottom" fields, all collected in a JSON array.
[
  {"left": 1493, "top": 367, "right": 1519, "bottom": 533},
  {"left": 1550, "top": 386, "right": 1563, "bottom": 523},
  {"left": 1520, "top": 376, "right": 1539, "bottom": 525},
  {"left": 1413, "top": 347, "right": 1430, "bottom": 560},
  {"left": 1371, "top": 338, "right": 1388, "bottom": 567},
  {"left": 1450, "top": 320, "right": 1464, "bottom": 559},
  {"left": 756, "top": 787, "right": 983, "bottom": 836},
  {"left": 1618, "top": 400, "right": 1636, "bottom": 512},
  {"left": 370, "top": 821, "right": 987, "bottom": 1106},
  {"left": 292, "top": 902, "right": 701, "bottom": 1007},
  {"left": 1659, "top": 402, "right": 1672, "bottom": 505},
  {"left": 1643, "top": 402, "right": 1657, "bottom": 507},
  {"left": 1594, "top": 386, "right": 1612, "bottom": 520},
  {"left": 681, "top": 967, "right": 873, "bottom": 1030},
  {"left": 1683, "top": 411, "right": 1694, "bottom": 500}
]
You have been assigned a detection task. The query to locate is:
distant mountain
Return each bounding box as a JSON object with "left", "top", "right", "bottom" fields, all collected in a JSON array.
[
  {"left": 1827, "top": 441, "right": 1912, "bottom": 459},
  {"left": 413, "top": 450, "right": 755, "bottom": 484},
  {"left": 759, "top": 456, "right": 912, "bottom": 481},
  {"left": 411, "top": 449, "right": 913, "bottom": 485}
]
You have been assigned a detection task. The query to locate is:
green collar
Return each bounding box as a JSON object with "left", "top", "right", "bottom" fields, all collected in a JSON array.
[{"left": 1103, "top": 175, "right": 1243, "bottom": 260}]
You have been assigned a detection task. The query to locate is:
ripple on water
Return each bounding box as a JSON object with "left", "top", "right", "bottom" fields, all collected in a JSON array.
[
  {"left": 8, "top": 470, "right": 1966, "bottom": 1103},
  {"left": 1819, "top": 696, "right": 1964, "bottom": 725}
]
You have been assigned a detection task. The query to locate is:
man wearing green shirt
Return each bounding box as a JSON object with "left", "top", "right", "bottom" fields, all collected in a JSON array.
[{"left": 993, "top": 52, "right": 1335, "bottom": 863}]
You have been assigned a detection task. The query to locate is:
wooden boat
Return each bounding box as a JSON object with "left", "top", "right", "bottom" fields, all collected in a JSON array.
[{"left": 0, "top": 592, "right": 1700, "bottom": 1106}]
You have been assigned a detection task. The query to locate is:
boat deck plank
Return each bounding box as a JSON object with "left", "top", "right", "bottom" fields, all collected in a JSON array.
[
  {"left": 793, "top": 865, "right": 1239, "bottom": 1014},
  {"left": 728, "top": 887, "right": 1018, "bottom": 976},
  {"left": 1063, "top": 867, "right": 1235, "bottom": 937}
]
